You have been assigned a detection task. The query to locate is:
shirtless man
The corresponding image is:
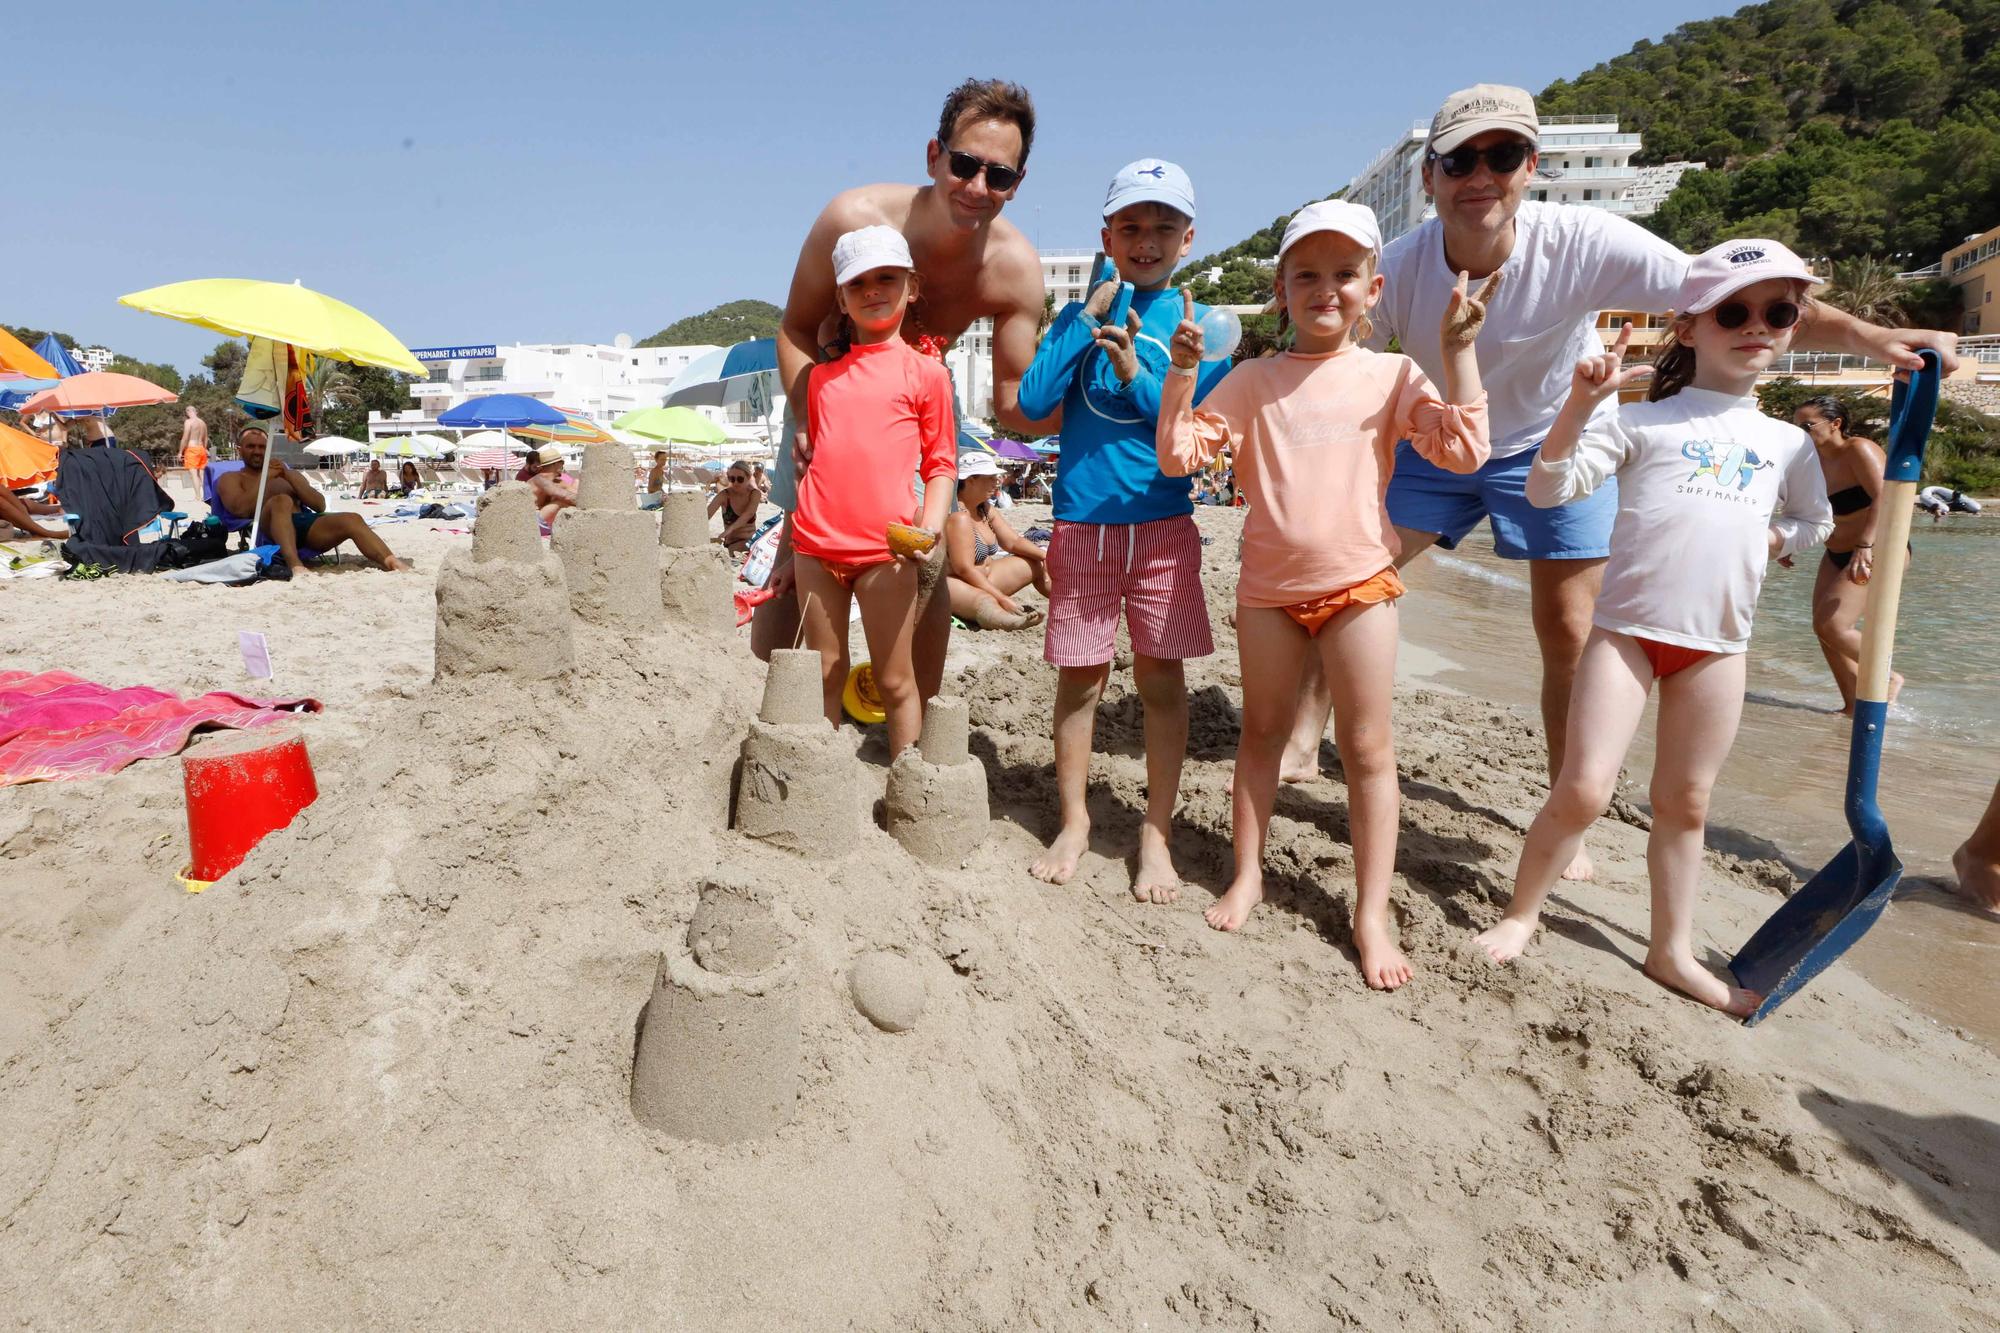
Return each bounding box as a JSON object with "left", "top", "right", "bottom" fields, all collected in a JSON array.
[
  {"left": 752, "top": 78, "right": 1051, "bottom": 697},
  {"left": 525, "top": 447, "right": 577, "bottom": 527},
  {"left": 218, "top": 427, "right": 406, "bottom": 573}
]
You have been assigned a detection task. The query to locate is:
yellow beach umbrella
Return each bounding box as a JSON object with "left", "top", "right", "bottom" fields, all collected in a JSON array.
[{"left": 117, "top": 279, "right": 424, "bottom": 376}]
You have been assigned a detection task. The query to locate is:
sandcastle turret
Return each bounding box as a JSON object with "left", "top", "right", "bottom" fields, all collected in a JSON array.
[
  {"left": 433, "top": 483, "right": 575, "bottom": 682},
  {"left": 883, "top": 696, "right": 989, "bottom": 865},
  {"left": 551, "top": 442, "right": 658, "bottom": 627},
  {"left": 657, "top": 490, "right": 736, "bottom": 636},
  {"left": 732, "top": 648, "right": 862, "bottom": 858},
  {"left": 630, "top": 879, "right": 799, "bottom": 1143}
]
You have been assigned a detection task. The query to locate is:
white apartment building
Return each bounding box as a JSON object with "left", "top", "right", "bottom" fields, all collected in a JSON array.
[
  {"left": 76, "top": 346, "right": 114, "bottom": 373},
  {"left": 367, "top": 339, "right": 777, "bottom": 443},
  {"left": 1345, "top": 113, "right": 1704, "bottom": 245},
  {"left": 953, "top": 248, "right": 1098, "bottom": 420}
]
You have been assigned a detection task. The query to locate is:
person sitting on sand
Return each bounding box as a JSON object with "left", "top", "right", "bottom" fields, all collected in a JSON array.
[
  {"left": 1158, "top": 201, "right": 1491, "bottom": 988},
  {"left": 0, "top": 488, "right": 67, "bottom": 540},
  {"left": 217, "top": 427, "right": 408, "bottom": 574},
  {"left": 1472, "top": 240, "right": 1834, "bottom": 1016},
  {"left": 751, "top": 462, "right": 770, "bottom": 498},
  {"left": 359, "top": 459, "right": 389, "bottom": 499},
  {"left": 945, "top": 450, "right": 1048, "bottom": 630},
  {"left": 523, "top": 447, "right": 577, "bottom": 529},
  {"left": 708, "top": 461, "right": 765, "bottom": 553},
  {"left": 395, "top": 461, "right": 423, "bottom": 498}
]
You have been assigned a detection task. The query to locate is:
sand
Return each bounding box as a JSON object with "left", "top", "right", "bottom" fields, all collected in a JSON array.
[{"left": 1, "top": 484, "right": 1996, "bottom": 1329}]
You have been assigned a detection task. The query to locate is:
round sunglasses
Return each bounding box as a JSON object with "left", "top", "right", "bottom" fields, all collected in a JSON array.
[
  {"left": 1711, "top": 299, "right": 1801, "bottom": 330},
  {"left": 945, "top": 149, "right": 1022, "bottom": 193},
  {"left": 1427, "top": 141, "right": 1532, "bottom": 178}
]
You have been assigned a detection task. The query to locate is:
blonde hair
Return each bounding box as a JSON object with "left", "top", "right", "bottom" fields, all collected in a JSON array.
[{"left": 1272, "top": 247, "right": 1378, "bottom": 346}]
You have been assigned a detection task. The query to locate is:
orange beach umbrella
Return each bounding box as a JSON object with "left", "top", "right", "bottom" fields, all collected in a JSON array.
[
  {"left": 0, "top": 326, "right": 60, "bottom": 380},
  {"left": 19, "top": 370, "right": 177, "bottom": 415},
  {"left": 0, "top": 421, "right": 59, "bottom": 488}
]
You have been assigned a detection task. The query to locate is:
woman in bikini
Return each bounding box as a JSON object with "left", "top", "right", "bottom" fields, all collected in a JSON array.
[
  {"left": 707, "top": 461, "right": 765, "bottom": 553},
  {"left": 1794, "top": 396, "right": 1896, "bottom": 714},
  {"left": 944, "top": 450, "right": 1049, "bottom": 630}
]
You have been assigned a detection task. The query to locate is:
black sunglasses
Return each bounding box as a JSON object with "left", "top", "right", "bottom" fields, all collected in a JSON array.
[
  {"left": 946, "top": 149, "right": 1022, "bottom": 193},
  {"left": 1428, "top": 141, "right": 1532, "bottom": 178},
  {"left": 1712, "top": 299, "right": 1801, "bottom": 330}
]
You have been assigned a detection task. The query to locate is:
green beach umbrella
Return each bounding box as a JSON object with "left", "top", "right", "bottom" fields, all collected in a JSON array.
[{"left": 612, "top": 406, "right": 727, "bottom": 445}]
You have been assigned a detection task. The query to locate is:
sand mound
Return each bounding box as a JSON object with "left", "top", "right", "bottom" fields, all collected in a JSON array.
[{"left": 2, "top": 503, "right": 1996, "bottom": 1328}]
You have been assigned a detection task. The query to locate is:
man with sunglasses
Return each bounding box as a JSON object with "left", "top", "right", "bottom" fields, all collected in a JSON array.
[
  {"left": 754, "top": 78, "right": 1051, "bottom": 696},
  {"left": 1283, "top": 81, "right": 1958, "bottom": 882}
]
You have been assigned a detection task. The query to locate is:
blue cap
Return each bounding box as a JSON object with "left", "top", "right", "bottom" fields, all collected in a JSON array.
[{"left": 1104, "top": 159, "right": 1195, "bottom": 221}]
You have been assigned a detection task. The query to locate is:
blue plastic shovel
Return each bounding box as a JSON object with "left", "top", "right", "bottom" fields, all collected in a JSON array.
[{"left": 1729, "top": 350, "right": 1941, "bottom": 1025}]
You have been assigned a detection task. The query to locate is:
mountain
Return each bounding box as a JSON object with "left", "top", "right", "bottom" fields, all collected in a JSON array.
[{"left": 639, "top": 300, "right": 782, "bottom": 349}]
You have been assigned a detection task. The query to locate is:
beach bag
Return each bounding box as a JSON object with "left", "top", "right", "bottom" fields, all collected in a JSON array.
[{"left": 741, "top": 512, "right": 785, "bottom": 588}]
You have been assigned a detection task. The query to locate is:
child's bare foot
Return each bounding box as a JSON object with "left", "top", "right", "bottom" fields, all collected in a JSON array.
[
  {"left": 1643, "top": 951, "right": 1759, "bottom": 1018},
  {"left": 1132, "top": 826, "right": 1180, "bottom": 905},
  {"left": 1560, "top": 843, "right": 1595, "bottom": 882},
  {"left": 1204, "top": 871, "right": 1263, "bottom": 931},
  {"left": 1031, "top": 821, "right": 1091, "bottom": 886},
  {"left": 1354, "top": 913, "right": 1413, "bottom": 989},
  {"left": 1278, "top": 746, "right": 1319, "bottom": 784},
  {"left": 1473, "top": 914, "right": 1538, "bottom": 964},
  {"left": 1950, "top": 840, "right": 2000, "bottom": 915}
]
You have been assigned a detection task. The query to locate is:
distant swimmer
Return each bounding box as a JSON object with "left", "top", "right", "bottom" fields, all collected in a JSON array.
[{"left": 1917, "top": 485, "right": 1982, "bottom": 520}]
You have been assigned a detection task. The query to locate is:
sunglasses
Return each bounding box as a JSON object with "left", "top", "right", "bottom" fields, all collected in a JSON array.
[
  {"left": 1428, "top": 141, "right": 1532, "bottom": 178},
  {"left": 946, "top": 149, "right": 1022, "bottom": 193},
  {"left": 1711, "top": 299, "right": 1801, "bottom": 330},
  {"left": 727, "top": 474, "right": 747, "bottom": 483}
]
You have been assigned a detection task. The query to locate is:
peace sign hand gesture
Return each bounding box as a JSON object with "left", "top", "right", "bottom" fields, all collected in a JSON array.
[
  {"left": 1169, "top": 288, "right": 1203, "bottom": 370},
  {"left": 1441, "top": 269, "right": 1503, "bottom": 351},
  {"left": 1572, "top": 321, "right": 1652, "bottom": 404}
]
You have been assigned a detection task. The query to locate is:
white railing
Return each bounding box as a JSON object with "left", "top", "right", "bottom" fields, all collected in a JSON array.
[
  {"left": 1766, "top": 353, "right": 1894, "bottom": 377},
  {"left": 1539, "top": 132, "right": 1642, "bottom": 149},
  {"left": 1536, "top": 166, "right": 1641, "bottom": 181},
  {"left": 1895, "top": 262, "right": 1943, "bottom": 280}
]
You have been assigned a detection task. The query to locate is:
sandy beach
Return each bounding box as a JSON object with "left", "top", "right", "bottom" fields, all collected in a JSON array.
[{"left": 2, "top": 481, "right": 1996, "bottom": 1329}]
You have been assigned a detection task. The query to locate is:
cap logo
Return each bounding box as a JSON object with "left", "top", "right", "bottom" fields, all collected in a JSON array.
[
  {"left": 1727, "top": 245, "right": 1767, "bottom": 264},
  {"left": 1137, "top": 164, "right": 1165, "bottom": 178}
]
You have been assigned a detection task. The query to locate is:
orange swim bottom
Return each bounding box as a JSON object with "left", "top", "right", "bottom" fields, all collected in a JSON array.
[
  {"left": 1279, "top": 567, "right": 1406, "bottom": 637},
  {"left": 1633, "top": 635, "right": 1715, "bottom": 679},
  {"left": 804, "top": 554, "right": 893, "bottom": 591}
]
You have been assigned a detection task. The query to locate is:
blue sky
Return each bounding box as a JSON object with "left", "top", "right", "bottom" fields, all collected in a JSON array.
[{"left": 13, "top": 0, "right": 1740, "bottom": 374}]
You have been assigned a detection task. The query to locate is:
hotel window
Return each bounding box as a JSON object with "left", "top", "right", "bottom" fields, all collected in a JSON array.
[{"left": 1068, "top": 266, "right": 1081, "bottom": 283}]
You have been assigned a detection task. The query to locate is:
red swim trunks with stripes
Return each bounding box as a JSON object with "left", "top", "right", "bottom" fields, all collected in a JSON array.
[{"left": 1042, "top": 515, "right": 1213, "bottom": 668}]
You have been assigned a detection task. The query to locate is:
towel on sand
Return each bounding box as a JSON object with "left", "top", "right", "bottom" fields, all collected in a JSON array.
[{"left": 0, "top": 670, "right": 320, "bottom": 785}]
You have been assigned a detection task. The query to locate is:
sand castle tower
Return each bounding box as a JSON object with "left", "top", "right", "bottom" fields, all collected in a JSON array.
[
  {"left": 656, "top": 490, "right": 736, "bottom": 635},
  {"left": 883, "top": 696, "right": 989, "bottom": 866},
  {"left": 433, "top": 482, "right": 575, "bottom": 682},
  {"left": 631, "top": 879, "right": 800, "bottom": 1142},
  {"left": 733, "top": 648, "right": 862, "bottom": 858},
  {"left": 551, "top": 442, "right": 658, "bottom": 627}
]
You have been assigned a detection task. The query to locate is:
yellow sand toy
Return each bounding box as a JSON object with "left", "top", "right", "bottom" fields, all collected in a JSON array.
[
  {"left": 842, "top": 662, "right": 887, "bottom": 724},
  {"left": 885, "top": 523, "right": 937, "bottom": 558}
]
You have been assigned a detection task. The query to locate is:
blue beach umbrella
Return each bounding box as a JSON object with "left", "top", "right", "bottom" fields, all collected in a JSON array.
[
  {"left": 33, "top": 335, "right": 85, "bottom": 378},
  {"left": 437, "top": 393, "right": 567, "bottom": 430},
  {"left": 661, "top": 338, "right": 778, "bottom": 410}
]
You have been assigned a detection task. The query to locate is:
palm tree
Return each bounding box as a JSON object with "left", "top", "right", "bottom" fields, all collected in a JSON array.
[
  {"left": 1821, "top": 256, "right": 1909, "bottom": 327},
  {"left": 300, "top": 356, "right": 358, "bottom": 439}
]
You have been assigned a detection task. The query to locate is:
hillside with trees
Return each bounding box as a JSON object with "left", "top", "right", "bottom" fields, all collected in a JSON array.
[{"left": 640, "top": 299, "right": 782, "bottom": 348}]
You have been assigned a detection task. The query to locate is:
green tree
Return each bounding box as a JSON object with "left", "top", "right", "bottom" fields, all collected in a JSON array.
[{"left": 640, "top": 299, "right": 783, "bottom": 347}]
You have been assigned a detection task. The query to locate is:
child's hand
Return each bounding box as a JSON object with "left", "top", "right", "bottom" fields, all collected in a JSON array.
[
  {"left": 1081, "top": 278, "right": 1121, "bottom": 326},
  {"left": 1169, "top": 288, "right": 1203, "bottom": 370},
  {"left": 1094, "top": 310, "right": 1143, "bottom": 384},
  {"left": 1441, "top": 269, "right": 1502, "bottom": 350},
  {"left": 1572, "top": 322, "right": 1651, "bottom": 403}
]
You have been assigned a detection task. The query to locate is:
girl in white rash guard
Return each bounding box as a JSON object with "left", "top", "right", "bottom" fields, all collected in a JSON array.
[{"left": 1472, "top": 239, "right": 1834, "bottom": 1017}]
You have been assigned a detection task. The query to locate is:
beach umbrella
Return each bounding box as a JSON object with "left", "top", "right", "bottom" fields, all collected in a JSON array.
[
  {"left": 19, "top": 371, "right": 176, "bottom": 415},
  {"left": 436, "top": 394, "right": 566, "bottom": 431},
  {"left": 0, "top": 370, "right": 60, "bottom": 411},
  {"left": 0, "top": 327, "right": 60, "bottom": 380},
  {"left": 660, "top": 338, "right": 778, "bottom": 408},
  {"left": 613, "top": 405, "right": 727, "bottom": 445},
  {"left": 0, "top": 421, "right": 58, "bottom": 488},
  {"left": 512, "top": 405, "right": 616, "bottom": 445},
  {"left": 117, "top": 277, "right": 424, "bottom": 549},
  {"left": 31, "top": 335, "right": 84, "bottom": 378},
  {"left": 987, "top": 437, "right": 1040, "bottom": 462},
  {"left": 302, "top": 436, "right": 368, "bottom": 457},
  {"left": 454, "top": 430, "right": 519, "bottom": 471},
  {"left": 1030, "top": 437, "right": 1061, "bottom": 456},
  {"left": 369, "top": 435, "right": 448, "bottom": 459}
]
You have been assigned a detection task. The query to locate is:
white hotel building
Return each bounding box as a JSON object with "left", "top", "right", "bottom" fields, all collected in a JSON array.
[
  {"left": 951, "top": 249, "right": 1099, "bottom": 421},
  {"left": 1345, "top": 113, "right": 1704, "bottom": 245}
]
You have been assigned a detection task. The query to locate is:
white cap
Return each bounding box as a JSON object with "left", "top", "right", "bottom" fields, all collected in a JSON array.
[
  {"left": 1104, "top": 159, "right": 1195, "bottom": 220},
  {"left": 1679, "top": 238, "right": 1824, "bottom": 315},
  {"left": 1427, "top": 84, "right": 1540, "bottom": 155},
  {"left": 956, "top": 450, "right": 1000, "bottom": 479},
  {"left": 832, "top": 225, "right": 914, "bottom": 285},
  {"left": 1277, "top": 200, "right": 1382, "bottom": 262}
]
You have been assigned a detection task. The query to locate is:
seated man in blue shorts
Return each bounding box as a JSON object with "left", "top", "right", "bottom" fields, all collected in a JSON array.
[
  {"left": 218, "top": 427, "right": 407, "bottom": 574},
  {"left": 1284, "top": 82, "right": 1958, "bottom": 883}
]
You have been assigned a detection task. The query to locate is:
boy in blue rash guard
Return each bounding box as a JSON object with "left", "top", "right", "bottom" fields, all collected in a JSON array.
[{"left": 1020, "top": 158, "right": 1234, "bottom": 905}]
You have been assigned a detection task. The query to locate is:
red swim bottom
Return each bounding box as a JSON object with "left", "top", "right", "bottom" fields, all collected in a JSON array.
[
  {"left": 801, "top": 553, "right": 893, "bottom": 591},
  {"left": 1634, "top": 636, "right": 1715, "bottom": 679}
]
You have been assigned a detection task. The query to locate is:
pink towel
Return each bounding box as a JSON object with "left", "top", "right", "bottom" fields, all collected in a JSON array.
[{"left": 0, "top": 670, "right": 321, "bottom": 786}]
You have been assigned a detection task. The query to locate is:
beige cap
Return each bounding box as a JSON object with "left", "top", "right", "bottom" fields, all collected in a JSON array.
[{"left": 1427, "top": 84, "right": 1539, "bottom": 155}]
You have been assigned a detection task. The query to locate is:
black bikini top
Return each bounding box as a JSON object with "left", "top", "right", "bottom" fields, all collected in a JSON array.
[{"left": 1829, "top": 484, "right": 1872, "bottom": 516}]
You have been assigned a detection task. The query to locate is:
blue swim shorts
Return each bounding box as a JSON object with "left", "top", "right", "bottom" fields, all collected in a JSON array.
[{"left": 1386, "top": 441, "right": 1616, "bottom": 561}]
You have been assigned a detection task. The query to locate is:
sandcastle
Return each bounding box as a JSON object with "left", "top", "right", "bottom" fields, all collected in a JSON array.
[
  {"left": 551, "top": 442, "right": 658, "bottom": 627},
  {"left": 657, "top": 489, "right": 737, "bottom": 635},
  {"left": 630, "top": 879, "right": 800, "bottom": 1143},
  {"left": 433, "top": 482, "right": 575, "bottom": 682},
  {"left": 733, "top": 648, "right": 862, "bottom": 858},
  {"left": 883, "top": 696, "right": 988, "bottom": 866}
]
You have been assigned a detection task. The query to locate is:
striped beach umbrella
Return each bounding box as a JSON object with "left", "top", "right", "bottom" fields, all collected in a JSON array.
[{"left": 512, "top": 405, "right": 616, "bottom": 446}]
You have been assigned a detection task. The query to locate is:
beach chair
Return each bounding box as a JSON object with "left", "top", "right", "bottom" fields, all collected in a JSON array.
[{"left": 200, "top": 460, "right": 324, "bottom": 561}]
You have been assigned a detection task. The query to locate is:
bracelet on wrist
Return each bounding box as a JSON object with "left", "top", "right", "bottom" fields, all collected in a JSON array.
[
  {"left": 1168, "top": 363, "right": 1198, "bottom": 378},
  {"left": 1855, "top": 543, "right": 1873, "bottom": 548}
]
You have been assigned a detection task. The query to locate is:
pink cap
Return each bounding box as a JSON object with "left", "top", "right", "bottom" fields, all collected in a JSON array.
[{"left": 1679, "top": 239, "right": 1824, "bottom": 315}]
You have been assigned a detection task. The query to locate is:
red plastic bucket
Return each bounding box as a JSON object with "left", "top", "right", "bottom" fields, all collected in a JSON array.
[{"left": 179, "top": 725, "right": 318, "bottom": 891}]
